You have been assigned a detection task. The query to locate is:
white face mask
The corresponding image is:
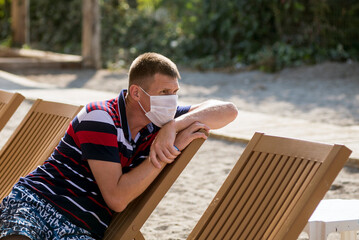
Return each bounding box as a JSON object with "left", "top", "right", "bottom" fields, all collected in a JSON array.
[{"left": 138, "top": 87, "right": 178, "bottom": 127}]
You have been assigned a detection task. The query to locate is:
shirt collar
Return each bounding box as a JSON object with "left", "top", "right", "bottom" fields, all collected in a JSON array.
[{"left": 118, "top": 89, "right": 131, "bottom": 141}]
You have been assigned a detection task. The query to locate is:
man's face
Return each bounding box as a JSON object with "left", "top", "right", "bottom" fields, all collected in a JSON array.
[{"left": 140, "top": 73, "right": 179, "bottom": 112}]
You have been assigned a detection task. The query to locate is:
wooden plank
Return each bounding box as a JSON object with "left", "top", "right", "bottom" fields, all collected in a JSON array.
[
  {"left": 212, "top": 152, "right": 272, "bottom": 239},
  {"left": 263, "top": 160, "right": 317, "bottom": 239},
  {"left": 0, "top": 48, "right": 83, "bottom": 70},
  {"left": 198, "top": 151, "right": 262, "bottom": 239},
  {"left": 0, "top": 90, "right": 24, "bottom": 131},
  {"left": 254, "top": 134, "right": 333, "bottom": 162},
  {"left": 235, "top": 154, "right": 285, "bottom": 239},
  {"left": 252, "top": 156, "right": 299, "bottom": 239}
]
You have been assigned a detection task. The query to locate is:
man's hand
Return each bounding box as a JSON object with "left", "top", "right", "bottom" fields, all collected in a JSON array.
[
  {"left": 149, "top": 121, "right": 210, "bottom": 168},
  {"left": 150, "top": 120, "right": 179, "bottom": 168},
  {"left": 174, "top": 122, "right": 209, "bottom": 151}
]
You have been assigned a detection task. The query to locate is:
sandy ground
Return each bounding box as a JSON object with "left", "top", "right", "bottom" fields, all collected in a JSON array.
[
  {"left": 9, "top": 61, "right": 359, "bottom": 126},
  {"left": 3, "top": 61, "right": 359, "bottom": 239}
]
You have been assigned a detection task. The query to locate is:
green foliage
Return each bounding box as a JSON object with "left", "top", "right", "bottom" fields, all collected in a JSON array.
[
  {"left": 176, "top": 0, "right": 358, "bottom": 71},
  {"left": 0, "top": 0, "right": 11, "bottom": 45},
  {"left": 101, "top": 0, "right": 183, "bottom": 68},
  {"left": 1, "top": 0, "right": 358, "bottom": 71},
  {"left": 29, "top": 0, "right": 82, "bottom": 54}
]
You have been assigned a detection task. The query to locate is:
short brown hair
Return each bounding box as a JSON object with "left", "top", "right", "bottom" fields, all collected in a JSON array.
[{"left": 128, "top": 52, "right": 180, "bottom": 89}]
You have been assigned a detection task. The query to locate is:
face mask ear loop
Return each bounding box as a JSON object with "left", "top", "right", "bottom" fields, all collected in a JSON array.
[
  {"left": 139, "top": 86, "right": 151, "bottom": 97},
  {"left": 138, "top": 86, "right": 152, "bottom": 113},
  {"left": 138, "top": 100, "right": 148, "bottom": 114}
]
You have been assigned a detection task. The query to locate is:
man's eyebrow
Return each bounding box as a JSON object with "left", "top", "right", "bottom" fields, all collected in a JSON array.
[{"left": 161, "top": 87, "right": 179, "bottom": 93}]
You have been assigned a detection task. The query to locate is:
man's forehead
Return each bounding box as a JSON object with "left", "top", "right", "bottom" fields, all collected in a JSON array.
[{"left": 149, "top": 74, "right": 179, "bottom": 90}]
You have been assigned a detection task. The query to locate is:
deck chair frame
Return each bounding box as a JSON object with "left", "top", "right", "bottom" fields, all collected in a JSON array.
[
  {"left": 103, "top": 135, "right": 207, "bottom": 240},
  {"left": 0, "top": 99, "right": 82, "bottom": 200},
  {"left": 0, "top": 89, "right": 25, "bottom": 131},
  {"left": 188, "top": 132, "right": 352, "bottom": 240}
]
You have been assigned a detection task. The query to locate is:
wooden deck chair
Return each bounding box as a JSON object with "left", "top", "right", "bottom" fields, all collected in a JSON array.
[
  {"left": 187, "top": 132, "right": 352, "bottom": 240},
  {"left": 0, "top": 99, "right": 82, "bottom": 200},
  {"left": 0, "top": 89, "right": 25, "bottom": 131},
  {"left": 103, "top": 135, "right": 207, "bottom": 240}
]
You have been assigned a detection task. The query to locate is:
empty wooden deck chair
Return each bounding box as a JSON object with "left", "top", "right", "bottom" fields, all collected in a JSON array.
[
  {"left": 0, "top": 89, "right": 25, "bottom": 131},
  {"left": 188, "top": 132, "right": 352, "bottom": 240},
  {"left": 0, "top": 99, "right": 82, "bottom": 200},
  {"left": 103, "top": 135, "right": 207, "bottom": 240}
]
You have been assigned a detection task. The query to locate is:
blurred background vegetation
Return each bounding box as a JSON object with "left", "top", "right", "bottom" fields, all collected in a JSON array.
[{"left": 0, "top": 0, "right": 358, "bottom": 71}]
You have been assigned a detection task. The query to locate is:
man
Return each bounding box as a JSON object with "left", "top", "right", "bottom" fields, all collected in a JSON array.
[{"left": 0, "top": 53, "right": 238, "bottom": 240}]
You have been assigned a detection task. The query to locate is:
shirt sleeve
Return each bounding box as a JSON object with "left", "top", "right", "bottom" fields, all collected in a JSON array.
[
  {"left": 175, "top": 105, "right": 191, "bottom": 118},
  {"left": 75, "top": 110, "right": 120, "bottom": 163}
]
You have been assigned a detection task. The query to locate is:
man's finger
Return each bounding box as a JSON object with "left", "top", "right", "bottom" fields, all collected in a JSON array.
[
  {"left": 150, "top": 150, "right": 162, "bottom": 169},
  {"left": 157, "top": 150, "right": 173, "bottom": 164},
  {"left": 191, "top": 122, "right": 210, "bottom": 133},
  {"left": 193, "top": 131, "right": 209, "bottom": 140},
  {"left": 167, "top": 146, "right": 180, "bottom": 157}
]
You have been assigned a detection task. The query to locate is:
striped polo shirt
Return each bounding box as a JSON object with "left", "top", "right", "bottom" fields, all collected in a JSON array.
[{"left": 18, "top": 89, "right": 190, "bottom": 239}]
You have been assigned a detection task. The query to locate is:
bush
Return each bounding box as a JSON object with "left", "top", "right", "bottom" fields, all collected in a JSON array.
[
  {"left": 29, "top": 0, "right": 82, "bottom": 54},
  {"left": 178, "top": 0, "right": 359, "bottom": 71},
  {"left": 0, "top": 0, "right": 11, "bottom": 46},
  {"left": 1, "top": 0, "right": 358, "bottom": 71},
  {"left": 101, "top": 0, "right": 183, "bottom": 69}
]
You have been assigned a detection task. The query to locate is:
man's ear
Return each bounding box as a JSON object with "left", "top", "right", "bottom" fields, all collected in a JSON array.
[{"left": 129, "top": 85, "right": 141, "bottom": 101}]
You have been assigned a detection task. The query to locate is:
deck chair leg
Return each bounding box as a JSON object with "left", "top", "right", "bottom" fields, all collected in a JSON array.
[
  {"left": 307, "top": 221, "right": 327, "bottom": 240},
  {"left": 134, "top": 231, "right": 145, "bottom": 240},
  {"left": 341, "top": 231, "right": 357, "bottom": 240}
]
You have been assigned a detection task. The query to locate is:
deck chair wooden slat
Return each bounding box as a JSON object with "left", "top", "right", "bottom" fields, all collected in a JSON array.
[
  {"left": 204, "top": 151, "right": 268, "bottom": 239},
  {"left": 265, "top": 161, "right": 319, "bottom": 239},
  {"left": 241, "top": 154, "right": 291, "bottom": 239},
  {"left": 0, "top": 113, "right": 68, "bottom": 186},
  {"left": 248, "top": 155, "right": 300, "bottom": 238},
  {"left": 188, "top": 132, "right": 352, "bottom": 240},
  {"left": 273, "top": 144, "right": 351, "bottom": 240},
  {"left": 103, "top": 135, "right": 207, "bottom": 240},
  {"left": 0, "top": 99, "right": 82, "bottom": 200},
  {"left": 0, "top": 89, "right": 25, "bottom": 131},
  {"left": 229, "top": 153, "right": 280, "bottom": 239}
]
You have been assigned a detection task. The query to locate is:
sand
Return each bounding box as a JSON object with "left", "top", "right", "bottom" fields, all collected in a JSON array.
[{"left": 2, "top": 61, "right": 359, "bottom": 239}]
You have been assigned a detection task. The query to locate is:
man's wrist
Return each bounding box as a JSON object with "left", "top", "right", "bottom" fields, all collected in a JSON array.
[
  {"left": 165, "top": 119, "right": 178, "bottom": 133},
  {"left": 173, "top": 118, "right": 186, "bottom": 133}
]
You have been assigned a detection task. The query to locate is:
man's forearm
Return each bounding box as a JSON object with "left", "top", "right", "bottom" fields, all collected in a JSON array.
[
  {"left": 114, "top": 157, "right": 166, "bottom": 211},
  {"left": 174, "top": 100, "right": 238, "bottom": 132},
  {"left": 89, "top": 157, "right": 167, "bottom": 213}
]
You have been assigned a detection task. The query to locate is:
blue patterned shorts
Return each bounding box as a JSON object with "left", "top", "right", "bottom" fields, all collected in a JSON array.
[{"left": 0, "top": 184, "right": 95, "bottom": 240}]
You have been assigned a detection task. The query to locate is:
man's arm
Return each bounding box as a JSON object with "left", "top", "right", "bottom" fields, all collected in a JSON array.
[
  {"left": 150, "top": 100, "right": 238, "bottom": 168},
  {"left": 88, "top": 122, "right": 208, "bottom": 212},
  {"left": 88, "top": 155, "right": 165, "bottom": 212},
  {"left": 175, "top": 99, "right": 238, "bottom": 131}
]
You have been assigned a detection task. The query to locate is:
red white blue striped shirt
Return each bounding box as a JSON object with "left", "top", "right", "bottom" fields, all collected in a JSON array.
[{"left": 18, "top": 90, "right": 190, "bottom": 238}]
